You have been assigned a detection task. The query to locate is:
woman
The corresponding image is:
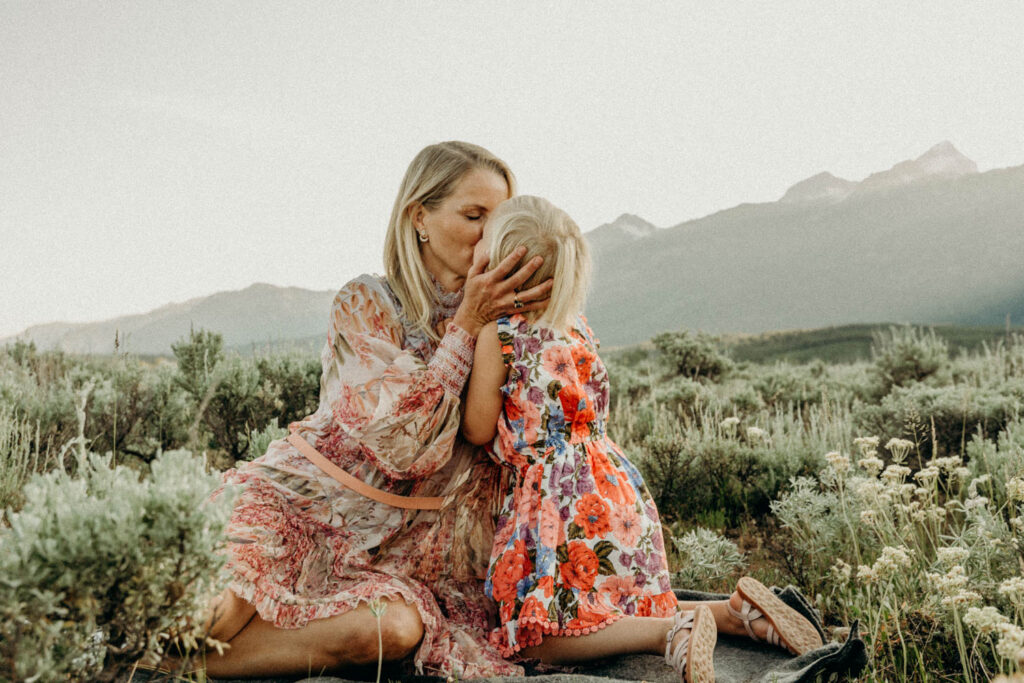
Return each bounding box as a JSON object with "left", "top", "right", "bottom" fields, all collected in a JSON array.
[{"left": 201, "top": 141, "right": 552, "bottom": 679}]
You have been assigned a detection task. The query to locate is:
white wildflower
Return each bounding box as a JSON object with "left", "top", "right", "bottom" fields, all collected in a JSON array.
[
  {"left": 853, "top": 436, "right": 880, "bottom": 454},
  {"left": 857, "top": 456, "right": 884, "bottom": 477},
  {"left": 831, "top": 559, "right": 852, "bottom": 583},
  {"left": 929, "top": 455, "right": 964, "bottom": 473},
  {"left": 996, "top": 623, "right": 1024, "bottom": 663},
  {"left": 914, "top": 466, "right": 940, "bottom": 484},
  {"left": 720, "top": 416, "right": 740, "bottom": 430},
  {"left": 857, "top": 564, "right": 878, "bottom": 584},
  {"left": 941, "top": 590, "right": 982, "bottom": 608},
  {"left": 964, "top": 606, "right": 1010, "bottom": 635},
  {"left": 1007, "top": 477, "right": 1024, "bottom": 502},
  {"left": 935, "top": 547, "right": 970, "bottom": 566},
  {"left": 928, "top": 565, "right": 969, "bottom": 596},
  {"left": 999, "top": 577, "right": 1024, "bottom": 605},
  {"left": 886, "top": 437, "right": 915, "bottom": 462},
  {"left": 882, "top": 464, "right": 912, "bottom": 484},
  {"left": 746, "top": 426, "right": 769, "bottom": 441},
  {"left": 953, "top": 466, "right": 972, "bottom": 480},
  {"left": 965, "top": 496, "right": 990, "bottom": 510},
  {"left": 872, "top": 545, "right": 913, "bottom": 578},
  {"left": 825, "top": 451, "right": 851, "bottom": 474},
  {"left": 860, "top": 510, "right": 877, "bottom": 525}
]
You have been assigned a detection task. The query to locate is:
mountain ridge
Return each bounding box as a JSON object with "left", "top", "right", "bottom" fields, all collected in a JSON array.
[{"left": 6, "top": 142, "right": 1022, "bottom": 353}]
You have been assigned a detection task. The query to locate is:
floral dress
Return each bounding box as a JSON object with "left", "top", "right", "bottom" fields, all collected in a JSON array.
[
  {"left": 484, "top": 312, "right": 676, "bottom": 656},
  {"left": 211, "top": 274, "right": 520, "bottom": 678}
]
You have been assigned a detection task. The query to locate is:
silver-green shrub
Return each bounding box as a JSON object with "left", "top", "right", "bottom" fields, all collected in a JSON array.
[
  {"left": 246, "top": 417, "right": 289, "bottom": 460},
  {"left": 0, "top": 448, "right": 237, "bottom": 682},
  {"left": 871, "top": 325, "right": 951, "bottom": 395},
  {"left": 670, "top": 526, "right": 746, "bottom": 592}
]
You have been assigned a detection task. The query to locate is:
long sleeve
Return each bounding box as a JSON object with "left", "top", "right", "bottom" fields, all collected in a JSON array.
[{"left": 320, "top": 276, "right": 475, "bottom": 481}]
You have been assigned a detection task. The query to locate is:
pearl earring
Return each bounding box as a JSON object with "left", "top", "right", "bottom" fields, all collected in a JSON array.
[{"left": 418, "top": 231, "right": 429, "bottom": 242}]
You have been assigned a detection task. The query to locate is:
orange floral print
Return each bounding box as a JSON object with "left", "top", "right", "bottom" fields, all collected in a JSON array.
[
  {"left": 560, "top": 541, "right": 600, "bottom": 592},
  {"left": 590, "top": 447, "right": 636, "bottom": 506},
  {"left": 491, "top": 539, "right": 532, "bottom": 604},
  {"left": 574, "top": 493, "right": 612, "bottom": 538}
]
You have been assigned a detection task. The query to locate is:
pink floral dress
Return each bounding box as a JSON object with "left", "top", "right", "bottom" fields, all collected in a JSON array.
[
  {"left": 484, "top": 312, "right": 676, "bottom": 657},
  {"left": 211, "top": 274, "right": 520, "bottom": 678}
]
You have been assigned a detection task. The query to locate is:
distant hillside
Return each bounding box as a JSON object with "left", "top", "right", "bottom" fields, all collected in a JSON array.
[
  {"left": 724, "top": 323, "right": 1024, "bottom": 364},
  {"left": 585, "top": 143, "right": 1024, "bottom": 346},
  {"left": 3, "top": 284, "right": 336, "bottom": 356}
]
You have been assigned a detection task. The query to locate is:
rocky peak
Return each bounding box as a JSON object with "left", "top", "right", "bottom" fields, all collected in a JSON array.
[{"left": 780, "top": 172, "right": 857, "bottom": 204}]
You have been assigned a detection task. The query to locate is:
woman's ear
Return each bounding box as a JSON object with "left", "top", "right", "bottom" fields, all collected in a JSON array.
[{"left": 409, "top": 202, "right": 426, "bottom": 231}]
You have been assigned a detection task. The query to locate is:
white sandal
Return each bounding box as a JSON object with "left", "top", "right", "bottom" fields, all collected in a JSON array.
[
  {"left": 665, "top": 605, "right": 716, "bottom": 682},
  {"left": 729, "top": 576, "right": 824, "bottom": 655}
]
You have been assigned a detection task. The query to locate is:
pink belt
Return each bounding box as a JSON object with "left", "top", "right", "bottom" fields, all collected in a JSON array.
[{"left": 286, "top": 432, "right": 443, "bottom": 510}]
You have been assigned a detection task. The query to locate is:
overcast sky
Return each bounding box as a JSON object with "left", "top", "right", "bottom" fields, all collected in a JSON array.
[{"left": 2, "top": 1, "right": 1022, "bottom": 338}]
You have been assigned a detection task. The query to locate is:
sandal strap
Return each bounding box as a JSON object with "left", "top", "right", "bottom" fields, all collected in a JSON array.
[
  {"left": 725, "top": 599, "right": 763, "bottom": 640},
  {"left": 665, "top": 610, "right": 696, "bottom": 672},
  {"left": 726, "top": 598, "right": 782, "bottom": 647}
]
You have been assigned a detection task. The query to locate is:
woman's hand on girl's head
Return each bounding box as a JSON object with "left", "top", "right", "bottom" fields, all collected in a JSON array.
[{"left": 452, "top": 247, "right": 554, "bottom": 337}]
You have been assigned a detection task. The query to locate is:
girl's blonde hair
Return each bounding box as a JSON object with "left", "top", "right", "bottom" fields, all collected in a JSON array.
[
  {"left": 486, "top": 195, "right": 592, "bottom": 329},
  {"left": 384, "top": 141, "right": 516, "bottom": 341}
]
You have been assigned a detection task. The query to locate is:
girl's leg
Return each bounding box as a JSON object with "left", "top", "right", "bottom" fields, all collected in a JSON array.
[
  {"left": 519, "top": 616, "right": 674, "bottom": 664},
  {"left": 678, "top": 591, "right": 789, "bottom": 642},
  {"left": 200, "top": 597, "right": 424, "bottom": 678}
]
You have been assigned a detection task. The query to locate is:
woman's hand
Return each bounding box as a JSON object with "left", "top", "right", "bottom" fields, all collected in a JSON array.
[{"left": 452, "top": 247, "right": 553, "bottom": 337}]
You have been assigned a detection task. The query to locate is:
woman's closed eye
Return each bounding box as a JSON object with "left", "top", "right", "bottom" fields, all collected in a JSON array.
[{"left": 465, "top": 214, "right": 483, "bottom": 221}]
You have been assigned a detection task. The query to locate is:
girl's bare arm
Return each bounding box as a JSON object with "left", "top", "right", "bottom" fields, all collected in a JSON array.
[{"left": 461, "top": 321, "right": 507, "bottom": 445}]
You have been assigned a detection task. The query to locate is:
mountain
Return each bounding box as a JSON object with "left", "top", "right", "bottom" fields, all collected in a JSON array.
[
  {"left": 854, "top": 141, "right": 978, "bottom": 194},
  {"left": 6, "top": 142, "right": 1022, "bottom": 354},
  {"left": 3, "top": 284, "right": 337, "bottom": 356},
  {"left": 780, "top": 172, "right": 857, "bottom": 204},
  {"left": 585, "top": 143, "right": 1024, "bottom": 345},
  {"left": 585, "top": 214, "right": 658, "bottom": 252}
]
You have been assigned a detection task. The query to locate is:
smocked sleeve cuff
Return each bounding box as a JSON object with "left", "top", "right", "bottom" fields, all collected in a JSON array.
[{"left": 429, "top": 322, "right": 476, "bottom": 396}]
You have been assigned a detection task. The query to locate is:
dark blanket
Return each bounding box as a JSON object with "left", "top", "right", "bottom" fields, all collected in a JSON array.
[{"left": 135, "top": 585, "right": 867, "bottom": 683}]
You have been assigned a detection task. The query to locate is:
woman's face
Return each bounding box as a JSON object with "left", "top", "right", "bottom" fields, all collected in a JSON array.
[{"left": 415, "top": 167, "right": 510, "bottom": 289}]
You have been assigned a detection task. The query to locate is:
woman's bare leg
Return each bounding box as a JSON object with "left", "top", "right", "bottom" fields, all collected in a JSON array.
[
  {"left": 201, "top": 597, "right": 423, "bottom": 679},
  {"left": 206, "top": 588, "right": 257, "bottom": 643},
  {"left": 519, "top": 616, "right": 673, "bottom": 664}
]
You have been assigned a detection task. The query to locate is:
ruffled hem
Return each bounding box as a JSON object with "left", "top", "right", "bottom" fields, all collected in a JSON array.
[{"left": 494, "top": 613, "right": 625, "bottom": 657}]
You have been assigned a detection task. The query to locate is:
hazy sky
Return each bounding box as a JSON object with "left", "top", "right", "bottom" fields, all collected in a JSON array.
[{"left": 2, "top": 1, "right": 1023, "bottom": 338}]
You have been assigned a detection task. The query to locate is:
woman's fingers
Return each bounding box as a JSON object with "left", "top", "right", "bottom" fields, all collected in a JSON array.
[
  {"left": 488, "top": 246, "right": 530, "bottom": 281},
  {"left": 468, "top": 250, "right": 490, "bottom": 278},
  {"left": 503, "top": 254, "right": 545, "bottom": 291},
  {"left": 515, "top": 278, "right": 555, "bottom": 305}
]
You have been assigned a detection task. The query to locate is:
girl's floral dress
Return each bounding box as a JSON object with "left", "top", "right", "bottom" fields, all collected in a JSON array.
[
  {"left": 211, "top": 274, "right": 520, "bottom": 679},
  {"left": 484, "top": 312, "right": 676, "bottom": 656}
]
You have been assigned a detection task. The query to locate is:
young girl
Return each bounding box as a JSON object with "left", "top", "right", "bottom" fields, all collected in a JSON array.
[
  {"left": 461, "top": 195, "right": 717, "bottom": 681},
  {"left": 462, "top": 196, "right": 824, "bottom": 682}
]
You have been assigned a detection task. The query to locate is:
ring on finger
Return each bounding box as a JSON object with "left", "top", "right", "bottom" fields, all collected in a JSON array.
[{"left": 513, "top": 295, "right": 524, "bottom": 309}]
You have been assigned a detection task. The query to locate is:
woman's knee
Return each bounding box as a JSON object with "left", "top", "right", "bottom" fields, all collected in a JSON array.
[
  {"left": 378, "top": 600, "right": 424, "bottom": 658},
  {"left": 322, "top": 599, "right": 424, "bottom": 667}
]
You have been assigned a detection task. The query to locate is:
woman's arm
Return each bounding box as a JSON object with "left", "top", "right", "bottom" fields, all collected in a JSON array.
[
  {"left": 461, "top": 321, "right": 507, "bottom": 445},
  {"left": 323, "top": 276, "right": 474, "bottom": 480}
]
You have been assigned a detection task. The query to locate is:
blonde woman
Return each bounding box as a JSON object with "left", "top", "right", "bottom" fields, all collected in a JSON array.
[
  {"left": 197, "top": 142, "right": 553, "bottom": 679},
  {"left": 461, "top": 196, "right": 824, "bottom": 682}
]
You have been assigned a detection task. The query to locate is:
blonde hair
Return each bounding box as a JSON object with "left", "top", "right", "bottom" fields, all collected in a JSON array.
[
  {"left": 383, "top": 141, "right": 516, "bottom": 341},
  {"left": 486, "top": 195, "right": 591, "bottom": 329}
]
